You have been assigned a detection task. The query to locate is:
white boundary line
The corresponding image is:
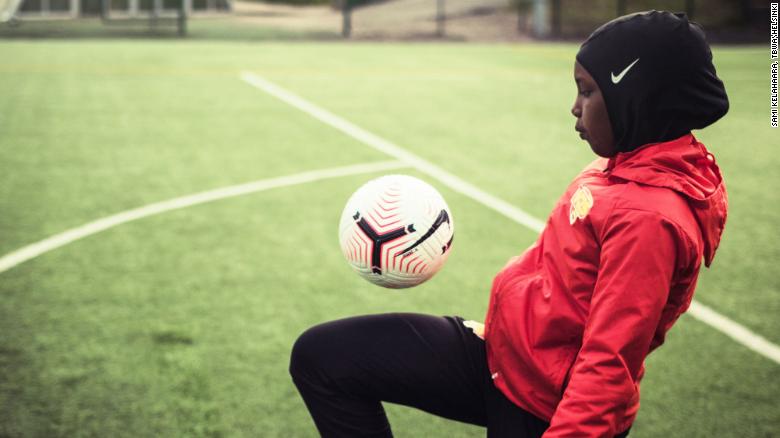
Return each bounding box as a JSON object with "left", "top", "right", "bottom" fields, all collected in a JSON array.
[
  {"left": 0, "top": 160, "right": 409, "bottom": 274},
  {"left": 240, "top": 71, "right": 547, "bottom": 234},
  {"left": 240, "top": 71, "right": 780, "bottom": 366},
  {"left": 687, "top": 301, "right": 780, "bottom": 363}
]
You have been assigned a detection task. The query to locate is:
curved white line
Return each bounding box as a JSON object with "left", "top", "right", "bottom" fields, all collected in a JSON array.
[
  {"left": 0, "top": 160, "right": 409, "bottom": 274},
  {"left": 240, "top": 71, "right": 780, "bottom": 366}
]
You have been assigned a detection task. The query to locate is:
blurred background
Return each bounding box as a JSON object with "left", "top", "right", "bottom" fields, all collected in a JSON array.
[
  {"left": 1, "top": 1, "right": 777, "bottom": 437},
  {"left": 0, "top": 0, "right": 769, "bottom": 41}
]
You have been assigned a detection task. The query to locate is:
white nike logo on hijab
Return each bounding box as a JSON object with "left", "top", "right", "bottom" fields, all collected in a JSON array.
[{"left": 611, "top": 58, "right": 640, "bottom": 84}]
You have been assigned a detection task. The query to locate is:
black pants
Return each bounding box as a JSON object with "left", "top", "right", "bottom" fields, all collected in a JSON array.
[{"left": 289, "top": 313, "right": 630, "bottom": 437}]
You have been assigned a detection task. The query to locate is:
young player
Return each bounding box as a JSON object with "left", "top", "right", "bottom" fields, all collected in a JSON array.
[{"left": 289, "top": 10, "right": 729, "bottom": 437}]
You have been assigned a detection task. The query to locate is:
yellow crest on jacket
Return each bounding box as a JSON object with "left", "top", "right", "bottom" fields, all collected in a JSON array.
[{"left": 569, "top": 185, "right": 593, "bottom": 225}]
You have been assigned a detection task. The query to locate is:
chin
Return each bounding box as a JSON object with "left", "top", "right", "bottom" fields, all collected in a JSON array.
[{"left": 588, "top": 141, "right": 617, "bottom": 158}]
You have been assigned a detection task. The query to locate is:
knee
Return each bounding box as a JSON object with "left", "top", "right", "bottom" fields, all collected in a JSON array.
[{"left": 289, "top": 323, "right": 331, "bottom": 382}]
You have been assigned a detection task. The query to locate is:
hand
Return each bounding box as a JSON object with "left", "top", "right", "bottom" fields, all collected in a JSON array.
[{"left": 462, "top": 320, "right": 485, "bottom": 340}]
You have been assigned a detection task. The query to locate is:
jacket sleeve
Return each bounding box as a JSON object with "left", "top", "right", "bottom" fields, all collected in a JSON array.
[{"left": 543, "top": 209, "right": 683, "bottom": 437}]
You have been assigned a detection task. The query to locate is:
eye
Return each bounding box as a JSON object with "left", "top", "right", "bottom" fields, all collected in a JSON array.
[{"left": 579, "top": 89, "right": 593, "bottom": 98}]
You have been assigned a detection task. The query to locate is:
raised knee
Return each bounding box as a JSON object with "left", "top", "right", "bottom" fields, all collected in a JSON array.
[{"left": 289, "top": 324, "right": 329, "bottom": 381}]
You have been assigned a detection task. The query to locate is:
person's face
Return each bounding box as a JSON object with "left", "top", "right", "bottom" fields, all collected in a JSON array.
[{"left": 572, "top": 61, "right": 617, "bottom": 158}]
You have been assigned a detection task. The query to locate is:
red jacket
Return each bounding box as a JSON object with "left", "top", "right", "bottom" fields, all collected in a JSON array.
[{"left": 483, "top": 134, "right": 728, "bottom": 437}]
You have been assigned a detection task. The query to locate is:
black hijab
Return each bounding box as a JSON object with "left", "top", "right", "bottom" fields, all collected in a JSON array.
[{"left": 576, "top": 10, "right": 729, "bottom": 152}]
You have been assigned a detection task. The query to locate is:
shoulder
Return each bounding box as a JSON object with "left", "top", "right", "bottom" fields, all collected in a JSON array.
[
  {"left": 596, "top": 182, "right": 702, "bottom": 268},
  {"left": 570, "top": 170, "right": 701, "bottom": 250},
  {"left": 610, "top": 182, "right": 697, "bottom": 232}
]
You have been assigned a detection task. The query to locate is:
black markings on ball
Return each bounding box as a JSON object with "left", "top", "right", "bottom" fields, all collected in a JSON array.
[
  {"left": 354, "top": 211, "right": 414, "bottom": 276},
  {"left": 402, "top": 209, "right": 450, "bottom": 255}
]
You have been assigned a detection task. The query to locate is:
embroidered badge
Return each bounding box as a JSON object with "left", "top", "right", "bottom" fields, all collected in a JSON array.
[{"left": 569, "top": 185, "right": 594, "bottom": 225}]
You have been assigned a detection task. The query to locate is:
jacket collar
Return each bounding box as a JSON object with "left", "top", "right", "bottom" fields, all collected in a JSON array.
[{"left": 606, "top": 133, "right": 722, "bottom": 202}]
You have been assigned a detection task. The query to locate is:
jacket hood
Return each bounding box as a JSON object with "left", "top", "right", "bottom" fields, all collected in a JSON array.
[{"left": 607, "top": 133, "right": 727, "bottom": 266}]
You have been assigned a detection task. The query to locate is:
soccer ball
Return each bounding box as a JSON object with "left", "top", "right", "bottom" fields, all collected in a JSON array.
[{"left": 338, "top": 175, "right": 455, "bottom": 289}]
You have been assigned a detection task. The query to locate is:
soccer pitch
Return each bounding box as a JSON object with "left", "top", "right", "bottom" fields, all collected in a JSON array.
[{"left": 0, "top": 40, "right": 777, "bottom": 436}]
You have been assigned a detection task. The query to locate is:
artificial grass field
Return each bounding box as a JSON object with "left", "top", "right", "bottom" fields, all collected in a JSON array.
[{"left": 0, "top": 39, "right": 778, "bottom": 437}]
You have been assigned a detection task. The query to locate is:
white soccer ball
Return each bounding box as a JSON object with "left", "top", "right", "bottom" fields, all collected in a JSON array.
[{"left": 338, "top": 175, "right": 455, "bottom": 289}]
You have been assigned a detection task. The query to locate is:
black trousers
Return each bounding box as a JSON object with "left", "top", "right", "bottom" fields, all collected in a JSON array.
[{"left": 289, "top": 313, "right": 630, "bottom": 438}]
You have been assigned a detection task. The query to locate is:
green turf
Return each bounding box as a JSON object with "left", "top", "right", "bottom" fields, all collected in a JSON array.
[
  {"left": 0, "top": 40, "right": 777, "bottom": 437},
  {"left": 0, "top": 18, "right": 341, "bottom": 40}
]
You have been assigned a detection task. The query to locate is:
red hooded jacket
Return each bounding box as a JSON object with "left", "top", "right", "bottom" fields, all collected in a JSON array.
[{"left": 483, "top": 134, "right": 728, "bottom": 437}]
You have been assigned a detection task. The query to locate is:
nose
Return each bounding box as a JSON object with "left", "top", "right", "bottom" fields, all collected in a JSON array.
[{"left": 571, "top": 101, "right": 581, "bottom": 118}]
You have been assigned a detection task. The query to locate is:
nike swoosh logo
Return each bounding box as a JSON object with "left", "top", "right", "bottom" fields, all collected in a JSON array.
[
  {"left": 611, "top": 58, "right": 640, "bottom": 84},
  {"left": 402, "top": 209, "right": 451, "bottom": 256}
]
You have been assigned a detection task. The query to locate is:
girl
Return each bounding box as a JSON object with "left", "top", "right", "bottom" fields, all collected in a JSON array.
[{"left": 289, "top": 10, "right": 729, "bottom": 437}]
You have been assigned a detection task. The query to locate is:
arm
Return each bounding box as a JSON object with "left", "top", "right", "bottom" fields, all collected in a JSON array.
[{"left": 544, "top": 209, "right": 683, "bottom": 437}]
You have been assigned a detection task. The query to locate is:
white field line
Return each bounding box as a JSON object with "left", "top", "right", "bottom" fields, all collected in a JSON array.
[
  {"left": 687, "top": 301, "right": 780, "bottom": 363},
  {"left": 0, "top": 160, "right": 409, "bottom": 274},
  {"left": 240, "top": 71, "right": 780, "bottom": 366},
  {"left": 240, "top": 71, "right": 547, "bottom": 234}
]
